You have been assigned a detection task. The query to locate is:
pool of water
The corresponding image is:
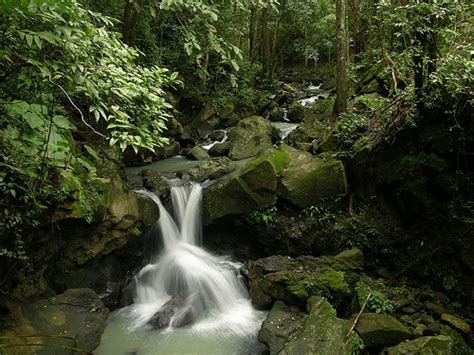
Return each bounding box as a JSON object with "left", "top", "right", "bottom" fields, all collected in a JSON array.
[{"left": 96, "top": 306, "right": 266, "bottom": 355}]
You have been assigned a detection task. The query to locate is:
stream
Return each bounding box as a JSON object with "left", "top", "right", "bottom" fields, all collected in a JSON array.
[{"left": 96, "top": 183, "right": 266, "bottom": 355}]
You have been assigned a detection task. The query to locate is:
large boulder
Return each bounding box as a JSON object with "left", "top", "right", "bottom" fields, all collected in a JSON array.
[
  {"left": 228, "top": 116, "right": 274, "bottom": 160},
  {"left": 208, "top": 141, "right": 231, "bottom": 157},
  {"left": 0, "top": 289, "right": 108, "bottom": 354},
  {"left": 179, "top": 157, "right": 235, "bottom": 182},
  {"left": 249, "top": 249, "right": 363, "bottom": 309},
  {"left": 140, "top": 169, "right": 170, "bottom": 201},
  {"left": 259, "top": 297, "right": 360, "bottom": 355},
  {"left": 355, "top": 312, "right": 412, "bottom": 348},
  {"left": 185, "top": 146, "right": 209, "bottom": 160},
  {"left": 287, "top": 102, "right": 305, "bottom": 123},
  {"left": 385, "top": 335, "right": 454, "bottom": 354},
  {"left": 258, "top": 301, "right": 305, "bottom": 354},
  {"left": 203, "top": 156, "right": 278, "bottom": 221},
  {"left": 278, "top": 145, "right": 348, "bottom": 208}
]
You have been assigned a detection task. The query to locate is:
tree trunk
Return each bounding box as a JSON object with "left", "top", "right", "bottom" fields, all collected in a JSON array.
[
  {"left": 334, "top": 0, "right": 348, "bottom": 116},
  {"left": 249, "top": 5, "right": 259, "bottom": 62},
  {"left": 351, "top": 0, "right": 364, "bottom": 57},
  {"left": 122, "top": 1, "right": 141, "bottom": 46},
  {"left": 260, "top": 8, "right": 271, "bottom": 77}
]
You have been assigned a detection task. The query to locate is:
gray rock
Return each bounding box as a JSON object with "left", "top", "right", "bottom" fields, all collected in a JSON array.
[
  {"left": 258, "top": 301, "right": 305, "bottom": 354},
  {"left": 180, "top": 157, "right": 235, "bottom": 182}
]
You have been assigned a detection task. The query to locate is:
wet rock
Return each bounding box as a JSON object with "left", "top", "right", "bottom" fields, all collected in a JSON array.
[
  {"left": 385, "top": 335, "right": 454, "bottom": 354},
  {"left": 287, "top": 102, "right": 305, "bottom": 123},
  {"left": 355, "top": 312, "right": 412, "bottom": 348},
  {"left": 203, "top": 156, "right": 277, "bottom": 221},
  {"left": 0, "top": 289, "right": 109, "bottom": 354},
  {"left": 267, "top": 107, "right": 286, "bottom": 122},
  {"left": 228, "top": 116, "right": 274, "bottom": 160},
  {"left": 140, "top": 169, "right": 170, "bottom": 200},
  {"left": 249, "top": 249, "right": 363, "bottom": 310},
  {"left": 441, "top": 314, "right": 472, "bottom": 334},
  {"left": 149, "top": 298, "right": 194, "bottom": 329},
  {"left": 186, "top": 146, "right": 209, "bottom": 160},
  {"left": 208, "top": 141, "right": 231, "bottom": 157},
  {"left": 179, "top": 157, "right": 235, "bottom": 182}
]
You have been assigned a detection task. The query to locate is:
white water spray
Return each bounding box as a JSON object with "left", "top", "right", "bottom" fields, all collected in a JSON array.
[{"left": 130, "top": 183, "right": 264, "bottom": 337}]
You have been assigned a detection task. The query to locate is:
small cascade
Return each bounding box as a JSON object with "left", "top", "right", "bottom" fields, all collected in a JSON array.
[{"left": 130, "top": 183, "right": 264, "bottom": 336}]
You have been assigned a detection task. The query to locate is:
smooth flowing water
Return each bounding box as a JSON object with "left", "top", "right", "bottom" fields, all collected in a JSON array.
[{"left": 97, "top": 183, "right": 265, "bottom": 355}]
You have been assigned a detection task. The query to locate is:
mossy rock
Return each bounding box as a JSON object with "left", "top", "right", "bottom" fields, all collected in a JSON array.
[
  {"left": 278, "top": 145, "right": 348, "bottom": 208},
  {"left": 249, "top": 249, "right": 362, "bottom": 309},
  {"left": 386, "top": 335, "right": 454, "bottom": 355},
  {"left": 203, "top": 157, "right": 277, "bottom": 221},
  {"left": 228, "top": 116, "right": 274, "bottom": 160},
  {"left": 355, "top": 312, "right": 412, "bottom": 348},
  {"left": 285, "top": 296, "right": 357, "bottom": 355},
  {"left": 0, "top": 289, "right": 109, "bottom": 354}
]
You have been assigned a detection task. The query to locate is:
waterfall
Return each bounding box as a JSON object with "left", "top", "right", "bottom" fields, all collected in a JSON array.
[{"left": 131, "top": 183, "right": 263, "bottom": 336}]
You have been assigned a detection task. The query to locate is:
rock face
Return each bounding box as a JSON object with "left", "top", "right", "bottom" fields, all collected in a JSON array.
[
  {"left": 228, "top": 116, "right": 274, "bottom": 160},
  {"left": 179, "top": 157, "right": 235, "bottom": 182},
  {"left": 248, "top": 249, "right": 363, "bottom": 310},
  {"left": 385, "top": 335, "right": 454, "bottom": 354},
  {"left": 278, "top": 145, "right": 347, "bottom": 208},
  {"left": 259, "top": 297, "right": 358, "bottom": 355},
  {"left": 355, "top": 312, "right": 412, "bottom": 348},
  {"left": 0, "top": 289, "right": 108, "bottom": 354},
  {"left": 140, "top": 169, "right": 170, "bottom": 200}
]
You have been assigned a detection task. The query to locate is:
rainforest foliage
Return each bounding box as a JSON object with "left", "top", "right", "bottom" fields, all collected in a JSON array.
[{"left": 0, "top": 0, "right": 472, "bottom": 261}]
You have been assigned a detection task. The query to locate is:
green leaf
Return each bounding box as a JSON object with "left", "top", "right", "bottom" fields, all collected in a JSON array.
[
  {"left": 84, "top": 145, "right": 100, "bottom": 160},
  {"left": 53, "top": 115, "right": 75, "bottom": 129},
  {"left": 24, "top": 112, "right": 44, "bottom": 129}
]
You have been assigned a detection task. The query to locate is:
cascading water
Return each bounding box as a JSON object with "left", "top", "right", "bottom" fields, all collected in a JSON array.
[{"left": 97, "top": 182, "right": 266, "bottom": 355}]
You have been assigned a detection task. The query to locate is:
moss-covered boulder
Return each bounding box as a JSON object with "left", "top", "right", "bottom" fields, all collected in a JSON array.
[
  {"left": 228, "top": 116, "right": 274, "bottom": 160},
  {"left": 203, "top": 157, "right": 278, "bottom": 221},
  {"left": 355, "top": 312, "right": 412, "bottom": 348},
  {"left": 179, "top": 157, "right": 235, "bottom": 182},
  {"left": 278, "top": 145, "right": 348, "bottom": 207},
  {"left": 287, "top": 102, "right": 305, "bottom": 123},
  {"left": 185, "top": 146, "right": 209, "bottom": 160},
  {"left": 258, "top": 297, "right": 358, "bottom": 355},
  {"left": 385, "top": 335, "right": 454, "bottom": 354},
  {"left": 208, "top": 141, "right": 231, "bottom": 157},
  {"left": 0, "top": 289, "right": 108, "bottom": 354},
  {"left": 249, "top": 249, "right": 363, "bottom": 309}
]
